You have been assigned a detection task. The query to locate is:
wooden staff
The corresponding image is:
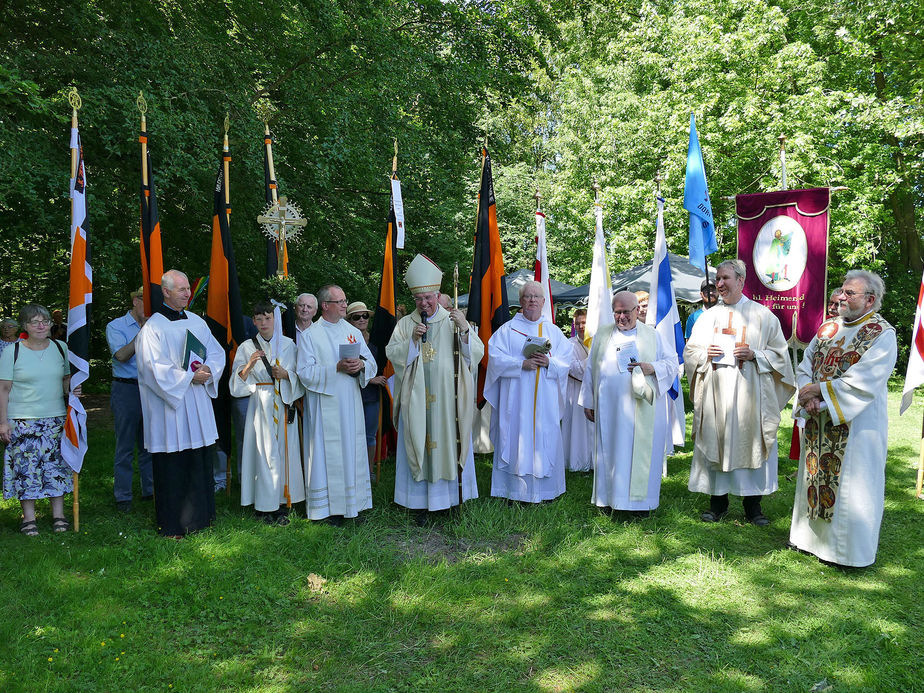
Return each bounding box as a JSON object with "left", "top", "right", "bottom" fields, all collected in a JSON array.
[
  {"left": 223, "top": 115, "right": 233, "bottom": 496},
  {"left": 280, "top": 358, "right": 291, "bottom": 509},
  {"left": 69, "top": 87, "right": 82, "bottom": 532},
  {"left": 453, "top": 263, "right": 464, "bottom": 507}
]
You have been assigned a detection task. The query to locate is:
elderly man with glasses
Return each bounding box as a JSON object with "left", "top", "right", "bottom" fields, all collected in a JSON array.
[
  {"left": 484, "top": 280, "right": 571, "bottom": 504},
  {"left": 684, "top": 259, "right": 796, "bottom": 526},
  {"left": 296, "top": 284, "right": 376, "bottom": 524},
  {"left": 789, "top": 271, "right": 896, "bottom": 567}
]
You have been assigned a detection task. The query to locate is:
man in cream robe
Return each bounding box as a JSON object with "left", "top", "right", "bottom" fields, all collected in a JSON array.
[
  {"left": 684, "top": 259, "right": 796, "bottom": 525},
  {"left": 297, "top": 285, "right": 375, "bottom": 521},
  {"left": 387, "top": 255, "right": 484, "bottom": 516},
  {"left": 230, "top": 302, "right": 305, "bottom": 523},
  {"left": 562, "top": 309, "right": 593, "bottom": 472},
  {"left": 790, "top": 271, "right": 896, "bottom": 567},
  {"left": 486, "top": 281, "right": 571, "bottom": 503},
  {"left": 580, "top": 292, "right": 678, "bottom": 516},
  {"left": 136, "top": 270, "right": 225, "bottom": 537}
]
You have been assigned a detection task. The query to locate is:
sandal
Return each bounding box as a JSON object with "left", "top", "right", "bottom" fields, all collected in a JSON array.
[
  {"left": 19, "top": 519, "right": 39, "bottom": 536},
  {"left": 52, "top": 517, "right": 70, "bottom": 533}
]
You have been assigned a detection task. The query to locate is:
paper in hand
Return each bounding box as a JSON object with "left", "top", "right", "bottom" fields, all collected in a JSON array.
[
  {"left": 616, "top": 344, "right": 640, "bottom": 372},
  {"left": 339, "top": 342, "right": 361, "bottom": 360},
  {"left": 712, "top": 332, "right": 737, "bottom": 367}
]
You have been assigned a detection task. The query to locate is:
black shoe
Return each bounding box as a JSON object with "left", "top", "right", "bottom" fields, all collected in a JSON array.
[
  {"left": 700, "top": 509, "right": 728, "bottom": 523},
  {"left": 116, "top": 500, "right": 132, "bottom": 513},
  {"left": 140, "top": 494, "right": 154, "bottom": 502},
  {"left": 413, "top": 510, "right": 429, "bottom": 527},
  {"left": 748, "top": 514, "right": 770, "bottom": 526},
  {"left": 324, "top": 515, "right": 344, "bottom": 527},
  {"left": 630, "top": 510, "right": 651, "bottom": 521}
]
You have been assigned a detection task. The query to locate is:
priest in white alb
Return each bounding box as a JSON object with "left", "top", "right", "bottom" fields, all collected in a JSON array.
[
  {"left": 684, "top": 259, "right": 796, "bottom": 525},
  {"left": 386, "top": 255, "right": 484, "bottom": 520},
  {"left": 297, "top": 284, "right": 375, "bottom": 523},
  {"left": 136, "top": 269, "right": 226, "bottom": 537},
  {"left": 485, "top": 281, "right": 571, "bottom": 503},
  {"left": 790, "top": 271, "right": 896, "bottom": 567},
  {"left": 580, "top": 292, "right": 678, "bottom": 517},
  {"left": 562, "top": 308, "right": 593, "bottom": 472},
  {"left": 230, "top": 301, "right": 305, "bottom": 525}
]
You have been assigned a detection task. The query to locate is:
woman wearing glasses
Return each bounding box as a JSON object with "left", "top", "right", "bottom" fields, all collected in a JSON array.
[
  {"left": 347, "top": 301, "right": 388, "bottom": 480},
  {"left": 0, "top": 304, "right": 72, "bottom": 535}
]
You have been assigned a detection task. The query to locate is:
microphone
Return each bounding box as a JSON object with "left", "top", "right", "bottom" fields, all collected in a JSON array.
[{"left": 420, "top": 311, "right": 429, "bottom": 343}]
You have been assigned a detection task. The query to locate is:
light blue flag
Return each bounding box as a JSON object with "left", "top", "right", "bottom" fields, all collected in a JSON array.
[{"left": 683, "top": 113, "right": 717, "bottom": 271}]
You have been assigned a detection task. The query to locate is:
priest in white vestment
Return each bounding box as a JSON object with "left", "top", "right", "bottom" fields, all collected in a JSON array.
[
  {"left": 230, "top": 301, "right": 305, "bottom": 524},
  {"left": 297, "top": 285, "right": 375, "bottom": 522},
  {"left": 486, "top": 281, "right": 571, "bottom": 503},
  {"left": 562, "top": 309, "right": 593, "bottom": 472},
  {"left": 580, "top": 292, "right": 678, "bottom": 517},
  {"left": 684, "top": 259, "right": 796, "bottom": 525},
  {"left": 136, "top": 270, "right": 226, "bottom": 537},
  {"left": 386, "top": 255, "right": 484, "bottom": 519},
  {"left": 790, "top": 271, "right": 896, "bottom": 567}
]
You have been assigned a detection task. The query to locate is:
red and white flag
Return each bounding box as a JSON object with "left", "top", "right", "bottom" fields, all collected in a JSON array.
[
  {"left": 62, "top": 119, "right": 92, "bottom": 473},
  {"left": 900, "top": 269, "right": 924, "bottom": 414},
  {"left": 534, "top": 210, "right": 553, "bottom": 322}
]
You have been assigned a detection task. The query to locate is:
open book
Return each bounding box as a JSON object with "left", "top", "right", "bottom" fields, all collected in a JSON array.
[{"left": 522, "top": 336, "right": 551, "bottom": 358}]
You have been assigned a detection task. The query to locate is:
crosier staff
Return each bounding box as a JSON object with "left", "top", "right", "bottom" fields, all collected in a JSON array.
[{"left": 453, "top": 263, "right": 463, "bottom": 507}]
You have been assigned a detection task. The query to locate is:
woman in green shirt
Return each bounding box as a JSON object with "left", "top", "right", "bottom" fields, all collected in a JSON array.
[{"left": 0, "top": 304, "right": 71, "bottom": 536}]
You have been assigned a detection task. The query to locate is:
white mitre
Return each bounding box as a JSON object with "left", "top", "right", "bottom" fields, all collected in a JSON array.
[{"left": 405, "top": 254, "right": 443, "bottom": 293}]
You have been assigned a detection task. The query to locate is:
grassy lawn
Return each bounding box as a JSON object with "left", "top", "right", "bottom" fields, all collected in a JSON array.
[{"left": 2, "top": 387, "right": 922, "bottom": 692}]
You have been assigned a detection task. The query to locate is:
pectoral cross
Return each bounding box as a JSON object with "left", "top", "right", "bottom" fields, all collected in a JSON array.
[
  {"left": 425, "top": 435, "right": 437, "bottom": 451},
  {"left": 422, "top": 342, "right": 436, "bottom": 363}
]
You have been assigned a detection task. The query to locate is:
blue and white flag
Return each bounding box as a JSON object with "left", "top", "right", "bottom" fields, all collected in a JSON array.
[
  {"left": 683, "top": 113, "right": 718, "bottom": 271},
  {"left": 647, "top": 196, "right": 686, "bottom": 448}
]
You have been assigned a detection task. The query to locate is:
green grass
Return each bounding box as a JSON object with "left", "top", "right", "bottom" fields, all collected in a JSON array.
[{"left": 2, "top": 388, "right": 923, "bottom": 692}]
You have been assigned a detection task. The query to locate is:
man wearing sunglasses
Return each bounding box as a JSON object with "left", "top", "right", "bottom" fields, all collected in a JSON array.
[{"left": 789, "top": 271, "right": 896, "bottom": 567}]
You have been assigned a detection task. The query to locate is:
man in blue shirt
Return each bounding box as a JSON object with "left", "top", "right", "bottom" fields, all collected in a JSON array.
[
  {"left": 684, "top": 279, "right": 718, "bottom": 340},
  {"left": 106, "top": 287, "right": 153, "bottom": 512}
]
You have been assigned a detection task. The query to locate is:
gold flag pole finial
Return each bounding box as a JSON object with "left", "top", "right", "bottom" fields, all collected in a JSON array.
[
  {"left": 68, "top": 87, "right": 82, "bottom": 115},
  {"left": 655, "top": 174, "right": 663, "bottom": 196},
  {"left": 779, "top": 135, "right": 788, "bottom": 190},
  {"left": 136, "top": 91, "right": 147, "bottom": 116},
  {"left": 224, "top": 112, "right": 230, "bottom": 135},
  {"left": 392, "top": 138, "right": 398, "bottom": 175},
  {"left": 592, "top": 179, "right": 600, "bottom": 203}
]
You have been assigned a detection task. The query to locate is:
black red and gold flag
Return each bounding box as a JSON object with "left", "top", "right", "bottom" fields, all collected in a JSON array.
[
  {"left": 139, "top": 143, "right": 164, "bottom": 317},
  {"left": 466, "top": 147, "right": 510, "bottom": 407}
]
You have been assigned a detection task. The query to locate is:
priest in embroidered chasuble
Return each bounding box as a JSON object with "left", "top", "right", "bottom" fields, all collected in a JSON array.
[
  {"left": 136, "top": 270, "right": 226, "bottom": 537},
  {"left": 579, "top": 292, "right": 678, "bottom": 515},
  {"left": 790, "top": 271, "right": 896, "bottom": 567},
  {"left": 230, "top": 302, "right": 305, "bottom": 521},
  {"left": 296, "top": 285, "right": 375, "bottom": 521},
  {"left": 684, "top": 259, "right": 796, "bottom": 525},
  {"left": 562, "top": 309, "right": 593, "bottom": 472},
  {"left": 485, "top": 281, "right": 571, "bottom": 503},
  {"left": 387, "top": 255, "right": 484, "bottom": 513}
]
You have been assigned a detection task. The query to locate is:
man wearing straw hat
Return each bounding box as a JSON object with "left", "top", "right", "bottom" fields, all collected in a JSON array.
[
  {"left": 387, "top": 254, "right": 483, "bottom": 522},
  {"left": 684, "top": 259, "right": 795, "bottom": 525}
]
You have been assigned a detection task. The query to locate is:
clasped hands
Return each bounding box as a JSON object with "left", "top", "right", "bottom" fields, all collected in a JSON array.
[
  {"left": 522, "top": 353, "right": 550, "bottom": 371},
  {"left": 706, "top": 344, "right": 755, "bottom": 362},
  {"left": 337, "top": 358, "right": 364, "bottom": 375},
  {"left": 798, "top": 383, "right": 823, "bottom": 415}
]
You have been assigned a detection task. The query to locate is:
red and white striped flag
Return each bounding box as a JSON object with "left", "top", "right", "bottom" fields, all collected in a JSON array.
[
  {"left": 534, "top": 209, "right": 553, "bottom": 322},
  {"left": 900, "top": 269, "right": 924, "bottom": 414},
  {"left": 62, "top": 117, "right": 92, "bottom": 473}
]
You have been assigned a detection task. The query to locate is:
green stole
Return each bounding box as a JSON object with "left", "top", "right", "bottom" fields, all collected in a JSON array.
[{"left": 589, "top": 322, "right": 657, "bottom": 501}]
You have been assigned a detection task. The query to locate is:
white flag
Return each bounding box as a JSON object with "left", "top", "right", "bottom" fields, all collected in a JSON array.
[
  {"left": 391, "top": 177, "right": 405, "bottom": 249},
  {"left": 584, "top": 201, "right": 614, "bottom": 347},
  {"left": 534, "top": 210, "right": 553, "bottom": 323},
  {"left": 648, "top": 196, "right": 685, "bottom": 448}
]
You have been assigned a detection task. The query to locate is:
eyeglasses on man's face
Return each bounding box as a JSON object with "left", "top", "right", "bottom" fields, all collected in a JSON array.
[
  {"left": 28, "top": 319, "right": 51, "bottom": 326},
  {"left": 323, "top": 299, "right": 348, "bottom": 305},
  {"left": 836, "top": 289, "right": 872, "bottom": 298}
]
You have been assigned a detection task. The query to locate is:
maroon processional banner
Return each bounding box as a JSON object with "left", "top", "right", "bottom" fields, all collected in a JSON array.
[{"left": 736, "top": 187, "right": 830, "bottom": 345}]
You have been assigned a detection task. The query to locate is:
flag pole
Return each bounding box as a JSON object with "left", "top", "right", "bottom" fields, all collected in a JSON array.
[
  {"left": 453, "top": 262, "right": 464, "bottom": 507},
  {"left": 779, "top": 135, "right": 788, "bottom": 190},
  {"left": 223, "top": 115, "right": 233, "bottom": 497},
  {"left": 917, "top": 410, "right": 924, "bottom": 499},
  {"left": 138, "top": 92, "right": 148, "bottom": 188},
  {"left": 69, "top": 87, "right": 82, "bottom": 533},
  {"left": 262, "top": 120, "right": 287, "bottom": 277}
]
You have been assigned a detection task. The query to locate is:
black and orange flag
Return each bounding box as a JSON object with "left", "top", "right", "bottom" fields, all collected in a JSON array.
[
  {"left": 466, "top": 147, "right": 510, "bottom": 407},
  {"left": 138, "top": 100, "right": 164, "bottom": 317},
  {"left": 205, "top": 135, "right": 245, "bottom": 354}
]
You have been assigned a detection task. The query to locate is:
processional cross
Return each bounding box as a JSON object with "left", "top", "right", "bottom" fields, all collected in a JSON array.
[{"left": 258, "top": 196, "right": 307, "bottom": 277}]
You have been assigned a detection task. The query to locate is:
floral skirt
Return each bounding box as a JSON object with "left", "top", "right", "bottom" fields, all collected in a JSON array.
[{"left": 3, "top": 417, "right": 72, "bottom": 500}]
